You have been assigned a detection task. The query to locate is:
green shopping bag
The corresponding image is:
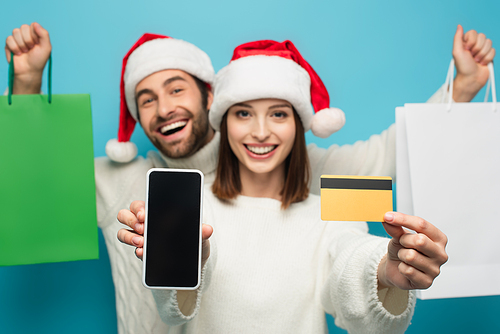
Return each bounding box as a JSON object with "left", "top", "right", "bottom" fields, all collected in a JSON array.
[{"left": 0, "top": 53, "right": 99, "bottom": 266}]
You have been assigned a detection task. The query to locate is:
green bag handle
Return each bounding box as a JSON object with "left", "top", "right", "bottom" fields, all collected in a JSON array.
[{"left": 8, "top": 51, "right": 52, "bottom": 105}]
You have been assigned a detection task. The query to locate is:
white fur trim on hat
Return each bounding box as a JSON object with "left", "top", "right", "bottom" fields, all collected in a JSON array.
[
  {"left": 209, "top": 55, "right": 313, "bottom": 131},
  {"left": 310, "top": 107, "right": 345, "bottom": 138},
  {"left": 105, "top": 138, "right": 138, "bottom": 163},
  {"left": 124, "top": 38, "right": 215, "bottom": 121}
]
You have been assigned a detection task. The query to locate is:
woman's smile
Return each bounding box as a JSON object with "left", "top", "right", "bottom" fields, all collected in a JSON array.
[{"left": 244, "top": 144, "right": 278, "bottom": 158}]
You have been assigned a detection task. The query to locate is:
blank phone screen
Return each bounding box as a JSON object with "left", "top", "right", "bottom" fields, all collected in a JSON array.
[{"left": 144, "top": 170, "right": 202, "bottom": 288}]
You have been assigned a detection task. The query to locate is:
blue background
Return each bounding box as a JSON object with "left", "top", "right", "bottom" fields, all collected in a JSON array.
[{"left": 1, "top": 0, "right": 499, "bottom": 333}]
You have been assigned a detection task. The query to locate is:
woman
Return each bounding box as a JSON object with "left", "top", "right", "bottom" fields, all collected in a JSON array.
[{"left": 117, "top": 40, "right": 448, "bottom": 333}]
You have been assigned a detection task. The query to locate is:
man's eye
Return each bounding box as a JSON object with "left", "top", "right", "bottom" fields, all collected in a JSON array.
[
  {"left": 172, "top": 88, "right": 183, "bottom": 94},
  {"left": 142, "top": 98, "right": 155, "bottom": 106},
  {"left": 236, "top": 110, "right": 250, "bottom": 117}
]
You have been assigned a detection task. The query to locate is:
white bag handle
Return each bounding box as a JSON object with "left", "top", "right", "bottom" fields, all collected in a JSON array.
[{"left": 441, "top": 58, "right": 497, "bottom": 111}]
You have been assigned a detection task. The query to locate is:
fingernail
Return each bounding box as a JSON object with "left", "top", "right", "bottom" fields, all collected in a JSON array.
[
  {"left": 384, "top": 212, "right": 395, "bottom": 222},
  {"left": 134, "top": 223, "right": 141, "bottom": 232},
  {"left": 132, "top": 236, "right": 141, "bottom": 246}
]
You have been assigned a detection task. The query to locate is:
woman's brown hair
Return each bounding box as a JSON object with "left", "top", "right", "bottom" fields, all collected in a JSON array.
[{"left": 211, "top": 109, "right": 310, "bottom": 209}]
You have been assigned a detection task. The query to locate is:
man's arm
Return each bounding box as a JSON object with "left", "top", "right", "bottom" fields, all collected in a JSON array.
[
  {"left": 308, "top": 25, "right": 495, "bottom": 195},
  {"left": 452, "top": 25, "right": 495, "bottom": 102},
  {"left": 4, "top": 22, "right": 51, "bottom": 94}
]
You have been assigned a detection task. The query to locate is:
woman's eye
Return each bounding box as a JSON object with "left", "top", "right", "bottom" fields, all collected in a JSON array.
[
  {"left": 172, "top": 88, "right": 183, "bottom": 94},
  {"left": 273, "top": 112, "right": 287, "bottom": 118},
  {"left": 236, "top": 110, "right": 250, "bottom": 117}
]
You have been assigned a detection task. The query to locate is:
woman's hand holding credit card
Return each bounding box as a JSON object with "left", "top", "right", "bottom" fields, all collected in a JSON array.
[{"left": 321, "top": 175, "right": 448, "bottom": 291}]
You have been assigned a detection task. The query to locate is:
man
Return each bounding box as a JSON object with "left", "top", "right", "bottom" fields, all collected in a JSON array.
[{"left": 5, "top": 22, "right": 495, "bottom": 333}]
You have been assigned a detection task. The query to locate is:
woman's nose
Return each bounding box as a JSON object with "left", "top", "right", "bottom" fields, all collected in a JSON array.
[{"left": 251, "top": 119, "right": 271, "bottom": 141}]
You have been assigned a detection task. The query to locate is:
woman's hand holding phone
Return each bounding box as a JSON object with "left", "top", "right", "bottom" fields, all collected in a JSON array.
[
  {"left": 117, "top": 200, "right": 213, "bottom": 267},
  {"left": 117, "top": 200, "right": 147, "bottom": 259}
]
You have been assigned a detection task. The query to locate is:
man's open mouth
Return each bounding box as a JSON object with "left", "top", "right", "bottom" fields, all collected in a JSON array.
[
  {"left": 244, "top": 145, "right": 277, "bottom": 155},
  {"left": 159, "top": 120, "right": 188, "bottom": 136}
]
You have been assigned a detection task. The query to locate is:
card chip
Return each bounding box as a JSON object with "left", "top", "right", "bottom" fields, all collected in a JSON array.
[{"left": 320, "top": 175, "right": 393, "bottom": 222}]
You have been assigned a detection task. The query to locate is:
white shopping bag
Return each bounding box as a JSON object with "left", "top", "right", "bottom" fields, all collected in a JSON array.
[{"left": 396, "top": 60, "right": 500, "bottom": 299}]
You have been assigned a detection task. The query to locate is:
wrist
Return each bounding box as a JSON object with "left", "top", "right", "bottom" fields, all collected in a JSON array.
[
  {"left": 452, "top": 73, "right": 483, "bottom": 102},
  {"left": 377, "top": 254, "right": 393, "bottom": 290},
  {"left": 12, "top": 71, "right": 43, "bottom": 94}
]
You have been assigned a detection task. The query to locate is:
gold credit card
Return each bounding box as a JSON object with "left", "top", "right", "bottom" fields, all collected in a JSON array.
[{"left": 320, "top": 175, "right": 393, "bottom": 222}]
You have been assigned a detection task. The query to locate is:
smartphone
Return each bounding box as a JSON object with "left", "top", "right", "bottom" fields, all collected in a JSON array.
[{"left": 143, "top": 168, "right": 203, "bottom": 290}]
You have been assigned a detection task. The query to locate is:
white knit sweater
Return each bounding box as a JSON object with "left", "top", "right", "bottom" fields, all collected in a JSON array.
[
  {"left": 152, "top": 191, "right": 415, "bottom": 334},
  {"left": 94, "top": 86, "right": 446, "bottom": 333}
]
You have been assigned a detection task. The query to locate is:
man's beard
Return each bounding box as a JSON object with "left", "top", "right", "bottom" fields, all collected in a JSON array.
[{"left": 149, "top": 108, "right": 210, "bottom": 159}]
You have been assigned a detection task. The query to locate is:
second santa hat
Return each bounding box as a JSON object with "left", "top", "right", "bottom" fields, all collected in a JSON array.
[{"left": 209, "top": 40, "right": 345, "bottom": 138}]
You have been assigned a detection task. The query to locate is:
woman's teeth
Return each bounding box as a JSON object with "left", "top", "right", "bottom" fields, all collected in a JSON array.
[
  {"left": 160, "top": 121, "right": 187, "bottom": 135},
  {"left": 246, "top": 145, "right": 276, "bottom": 155}
]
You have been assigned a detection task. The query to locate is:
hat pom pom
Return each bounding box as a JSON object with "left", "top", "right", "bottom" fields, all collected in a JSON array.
[
  {"left": 105, "top": 139, "right": 138, "bottom": 163},
  {"left": 310, "top": 107, "right": 345, "bottom": 138}
]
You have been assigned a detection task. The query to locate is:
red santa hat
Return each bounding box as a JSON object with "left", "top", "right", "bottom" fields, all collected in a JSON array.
[
  {"left": 105, "top": 33, "right": 215, "bottom": 163},
  {"left": 209, "top": 40, "right": 345, "bottom": 138}
]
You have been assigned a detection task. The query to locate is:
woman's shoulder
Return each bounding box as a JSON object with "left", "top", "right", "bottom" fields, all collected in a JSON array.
[
  {"left": 203, "top": 185, "right": 230, "bottom": 210},
  {"left": 290, "top": 193, "right": 320, "bottom": 211}
]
